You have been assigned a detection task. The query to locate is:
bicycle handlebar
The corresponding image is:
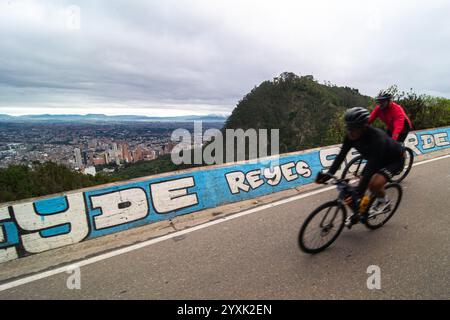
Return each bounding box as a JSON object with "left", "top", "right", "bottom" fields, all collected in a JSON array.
[{"left": 317, "top": 174, "right": 346, "bottom": 185}]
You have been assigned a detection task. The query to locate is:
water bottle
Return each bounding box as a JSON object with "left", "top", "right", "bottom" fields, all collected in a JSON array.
[{"left": 359, "top": 195, "right": 370, "bottom": 214}]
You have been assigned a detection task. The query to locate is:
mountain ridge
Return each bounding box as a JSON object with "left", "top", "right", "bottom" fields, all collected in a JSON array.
[
  {"left": 0, "top": 113, "right": 228, "bottom": 122},
  {"left": 223, "top": 72, "right": 373, "bottom": 153}
]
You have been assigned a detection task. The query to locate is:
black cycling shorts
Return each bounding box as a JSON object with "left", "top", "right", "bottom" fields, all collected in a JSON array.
[{"left": 378, "top": 155, "right": 405, "bottom": 181}]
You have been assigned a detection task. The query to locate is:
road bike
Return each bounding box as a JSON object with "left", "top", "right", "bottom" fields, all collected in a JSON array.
[{"left": 298, "top": 176, "right": 403, "bottom": 254}]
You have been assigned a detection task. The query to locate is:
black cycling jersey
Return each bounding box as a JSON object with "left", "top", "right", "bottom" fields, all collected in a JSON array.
[{"left": 328, "top": 126, "right": 405, "bottom": 196}]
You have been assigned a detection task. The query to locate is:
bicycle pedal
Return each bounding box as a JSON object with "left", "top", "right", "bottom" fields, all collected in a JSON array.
[{"left": 345, "top": 215, "right": 360, "bottom": 228}]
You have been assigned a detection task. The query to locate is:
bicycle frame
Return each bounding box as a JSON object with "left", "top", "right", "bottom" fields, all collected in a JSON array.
[
  {"left": 318, "top": 178, "right": 354, "bottom": 228},
  {"left": 332, "top": 178, "right": 356, "bottom": 211}
]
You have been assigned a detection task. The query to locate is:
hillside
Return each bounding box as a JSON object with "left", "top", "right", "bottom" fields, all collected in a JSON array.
[
  {"left": 0, "top": 162, "right": 115, "bottom": 203},
  {"left": 223, "top": 72, "right": 372, "bottom": 153},
  {"left": 111, "top": 154, "right": 203, "bottom": 180}
]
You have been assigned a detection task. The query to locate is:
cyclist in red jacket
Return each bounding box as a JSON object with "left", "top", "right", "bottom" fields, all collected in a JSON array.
[{"left": 369, "top": 91, "right": 413, "bottom": 143}]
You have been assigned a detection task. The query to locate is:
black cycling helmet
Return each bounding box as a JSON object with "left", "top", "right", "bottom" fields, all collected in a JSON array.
[
  {"left": 376, "top": 90, "right": 393, "bottom": 102},
  {"left": 344, "top": 107, "right": 370, "bottom": 129}
]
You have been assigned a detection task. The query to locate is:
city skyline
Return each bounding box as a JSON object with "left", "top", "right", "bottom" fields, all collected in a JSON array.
[{"left": 0, "top": 121, "right": 223, "bottom": 175}]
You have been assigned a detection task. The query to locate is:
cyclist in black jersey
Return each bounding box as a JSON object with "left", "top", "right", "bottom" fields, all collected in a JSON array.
[{"left": 316, "top": 107, "right": 405, "bottom": 225}]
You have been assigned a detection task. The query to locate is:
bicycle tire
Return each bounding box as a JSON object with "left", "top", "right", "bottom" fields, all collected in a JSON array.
[
  {"left": 390, "top": 147, "right": 414, "bottom": 183},
  {"left": 299, "top": 201, "right": 347, "bottom": 254},
  {"left": 364, "top": 183, "right": 402, "bottom": 230},
  {"left": 341, "top": 155, "right": 365, "bottom": 180}
]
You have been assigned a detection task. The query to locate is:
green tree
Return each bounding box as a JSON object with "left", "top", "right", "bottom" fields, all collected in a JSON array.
[{"left": 0, "top": 162, "right": 116, "bottom": 203}]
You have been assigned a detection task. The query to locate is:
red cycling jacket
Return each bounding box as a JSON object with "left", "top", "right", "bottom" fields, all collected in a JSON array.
[{"left": 368, "top": 102, "right": 412, "bottom": 141}]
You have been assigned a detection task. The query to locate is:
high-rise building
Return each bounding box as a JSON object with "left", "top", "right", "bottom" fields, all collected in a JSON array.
[
  {"left": 121, "top": 143, "right": 131, "bottom": 163},
  {"left": 82, "top": 151, "right": 88, "bottom": 166},
  {"left": 108, "top": 149, "right": 116, "bottom": 163},
  {"left": 74, "top": 148, "right": 83, "bottom": 169},
  {"left": 88, "top": 152, "right": 94, "bottom": 166},
  {"left": 112, "top": 142, "right": 118, "bottom": 155},
  {"left": 117, "top": 144, "right": 123, "bottom": 161},
  {"left": 164, "top": 142, "right": 174, "bottom": 154},
  {"left": 132, "top": 146, "right": 143, "bottom": 162}
]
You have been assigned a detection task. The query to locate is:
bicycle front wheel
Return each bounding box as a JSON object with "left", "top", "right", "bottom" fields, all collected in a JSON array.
[{"left": 299, "top": 201, "right": 347, "bottom": 254}]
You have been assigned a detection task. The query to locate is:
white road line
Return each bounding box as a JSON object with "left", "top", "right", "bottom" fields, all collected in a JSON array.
[
  {"left": 1, "top": 153, "right": 449, "bottom": 292},
  {"left": 411, "top": 154, "right": 450, "bottom": 166}
]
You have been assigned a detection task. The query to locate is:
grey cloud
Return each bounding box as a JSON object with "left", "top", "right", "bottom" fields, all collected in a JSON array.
[{"left": 0, "top": 0, "right": 449, "bottom": 116}]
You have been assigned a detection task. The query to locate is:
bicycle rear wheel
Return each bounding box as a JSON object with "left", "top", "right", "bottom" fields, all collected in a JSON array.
[
  {"left": 299, "top": 201, "right": 346, "bottom": 254},
  {"left": 341, "top": 155, "right": 366, "bottom": 181},
  {"left": 390, "top": 147, "right": 414, "bottom": 183},
  {"left": 364, "top": 183, "right": 402, "bottom": 230}
]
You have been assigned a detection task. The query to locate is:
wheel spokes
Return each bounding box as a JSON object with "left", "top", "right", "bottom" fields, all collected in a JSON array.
[
  {"left": 366, "top": 186, "right": 399, "bottom": 226},
  {"left": 302, "top": 206, "right": 343, "bottom": 250}
]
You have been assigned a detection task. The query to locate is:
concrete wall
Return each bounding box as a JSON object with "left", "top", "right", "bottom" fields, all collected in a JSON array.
[{"left": 1, "top": 126, "right": 449, "bottom": 263}]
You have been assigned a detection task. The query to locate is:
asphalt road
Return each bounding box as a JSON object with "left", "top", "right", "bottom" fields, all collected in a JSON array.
[{"left": 1, "top": 157, "right": 449, "bottom": 299}]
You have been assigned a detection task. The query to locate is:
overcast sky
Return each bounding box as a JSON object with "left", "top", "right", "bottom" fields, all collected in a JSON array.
[{"left": 1, "top": 0, "right": 449, "bottom": 116}]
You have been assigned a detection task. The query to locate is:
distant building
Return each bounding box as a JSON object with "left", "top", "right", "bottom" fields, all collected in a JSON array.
[
  {"left": 83, "top": 166, "right": 96, "bottom": 176},
  {"left": 93, "top": 157, "right": 105, "bottom": 166},
  {"left": 82, "top": 151, "right": 88, "bottom": 166},
  {"left": 112, "top": 143, "right": 120, "bottom": 159},
  {"left": 88, "top": 152, "right": 94, "bottom": 166},
  {"left": 88, "top": 139, "right": 97, "bottom": 148},
  {"left": 104, "top": 152, "right": 109, "bottom": 164},
  {"left": 74, "top": 148, "right": 83, "bottom": 168},
  {"left": 153, "top": 146, "right": 163, "bottom": 158},
  {"left": 163, "top": 142, "right": 174, "bottom": 154},
  {"left": 133, "top": 146, "right": 143, "bottom": 162},
  {"left": 121, "top": 143, "right": 131, "bottom": 163},
  {"left": 143, "top": 148, "right": 156, "bottom": 161}
]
